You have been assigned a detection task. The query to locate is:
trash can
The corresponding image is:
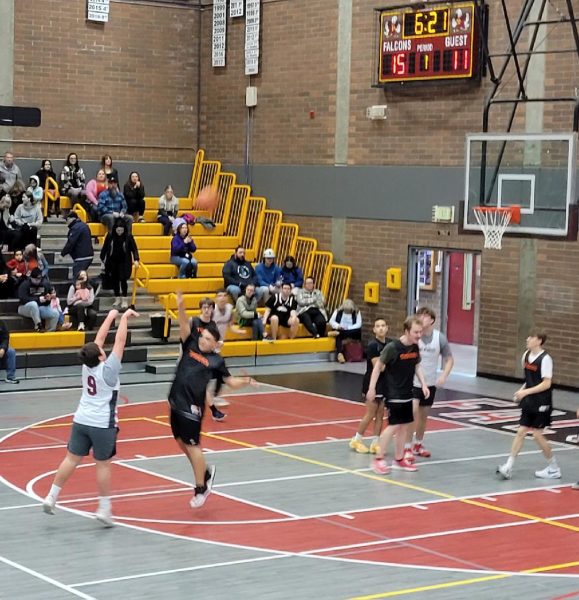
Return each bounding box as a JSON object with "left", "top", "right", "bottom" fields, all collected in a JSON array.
[{"left": 151, "top": 314, "right": 170, "bottom": 341}]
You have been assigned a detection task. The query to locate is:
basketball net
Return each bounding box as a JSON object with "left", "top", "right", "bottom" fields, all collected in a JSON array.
[{"left": 473, "top": 206, "right": 520, "bottom": 250}]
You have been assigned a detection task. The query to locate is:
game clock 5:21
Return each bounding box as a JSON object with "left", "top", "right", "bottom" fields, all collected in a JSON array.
[{"left": 378, "top": 1, "right": 482, "bottom": 84}]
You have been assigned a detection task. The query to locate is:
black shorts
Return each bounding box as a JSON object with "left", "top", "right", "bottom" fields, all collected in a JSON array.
[
  {"left": 413, "top": 386, "right": 437, "bottom": 407},
  {"left": 386, "top": 399, "right": 414, "bottom": 425},
  {"left": 170, "top": 409, "right": 203, "bottom": 445},
  {"left": 520, "top": 399, "right": 552, "bottom": 429},
  {"left": 68, "top": 422, "right": 117, "bottom": 461},
  {"left": 268, "top": 312, "right": 291, "bottom": 328}
]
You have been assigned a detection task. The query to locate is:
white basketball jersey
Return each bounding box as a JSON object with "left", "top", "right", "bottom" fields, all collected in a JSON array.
[
  {"left": 413, "top": 329, "right": 441, "bottom": 387},
  {"left": 74, "top": 360, "right": 121, "bottom": 428}
]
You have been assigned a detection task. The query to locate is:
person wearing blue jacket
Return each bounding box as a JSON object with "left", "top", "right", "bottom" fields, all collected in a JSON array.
[
  {"left": 255, "top": 248, "right": 282, "bottom": 303},
  {"left": 171, "top": 222, "right": 197, "bottom": 278},
  {"left": 61, "top": 211, "right": 94, "bottom": 280},
  {"left": 97, "top": 176, "right": 133, "bottom": 233},
  {"left": 280, "top": 255, "right": 304, "bottom": 292}
]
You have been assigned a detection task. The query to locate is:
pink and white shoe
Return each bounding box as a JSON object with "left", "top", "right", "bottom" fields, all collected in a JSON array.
[
  {"left": 403, "top": 449, "right": 416, "bottom": 463},
  {"left": 392, "top": 458, "right": 418, "bottom": 472},
  {"left": 371, "top": 458, "right": 390, "bottom": 475},
  {"left": 413, "top": 443, "right": 431, "bottom": 457}
]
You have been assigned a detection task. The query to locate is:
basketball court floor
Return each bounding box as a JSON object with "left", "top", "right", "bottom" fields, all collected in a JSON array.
[{"left": 1, "top": 369, "right": 579, "bottom": 599}]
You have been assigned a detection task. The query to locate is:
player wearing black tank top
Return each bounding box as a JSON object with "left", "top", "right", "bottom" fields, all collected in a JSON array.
[{"left": 497, "top": 331, "right": 560, "bottom": 481}]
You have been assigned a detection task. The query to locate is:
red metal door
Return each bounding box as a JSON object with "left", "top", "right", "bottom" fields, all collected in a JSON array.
[{"left": 446, "top": 252, "right": 476, "bottom": 345}]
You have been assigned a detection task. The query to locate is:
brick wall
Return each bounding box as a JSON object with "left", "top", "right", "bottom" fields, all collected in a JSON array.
[{"left": 11, "top": 0, "right": 199, "bottom": 163}]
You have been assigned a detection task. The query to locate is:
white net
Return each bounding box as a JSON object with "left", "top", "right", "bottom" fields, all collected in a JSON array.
[{"left": 473, "top": 207, "right": 512, "bottom": 250}]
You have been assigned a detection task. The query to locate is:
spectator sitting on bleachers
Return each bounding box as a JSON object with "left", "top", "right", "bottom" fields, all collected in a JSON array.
[
  {"left": 26, "top": 175, "right": 43, "bottom": 204},
  {"left": 262, "top": 282, "right": 299, "bottom": 341},
  {"left": 13, "top": 190, "right": 43, "bottom": 248},
  {"left": 61, "top": 211, "right": 94, "bottom": 281},
  {"left": 124, "top": 172, "right": 146, "bottom": 223},
  {"left": 0, "top": 152, "right": 23, "bottom": 196},
  {"left": 235, "top": 283, "right": 264, "bottom": 341},
  {"left": 101, "top": 154, "right": 119, "bottom": 182},
  {"left": 0, "top": 253, "right": 16, "bottom": 300},
  {"left": 100, "top": 218, "right": 139, "bottom": 309},
  {"left": 222, "top": 245, "right": 262, "bottom": 303},
  {"left": 48, "top": 287, "right": 72, "bottom": 330},
  {"left": 157, "top": 185, "right": 179, "bottom": 235},
  {"left": 0, "top": 194, "right": 17, "bottom": 251},
  {"left": 85, "top": 169, "right": 108, "bottom": 222},
  {"left": 255, "top": 248, "right": 282, "bottom": 303},
  {"left": 171, "top": 222, "right": 197, "bottom": 279},
  {"left": 280, "top": 255, "right": 304, "bottom": 293},
  {"left": 329, "top": 299, "right": 363, "bottom": 364},
  {"left": 35, "top": 160, "right": 57, "bottom": 217},
  {"left": 17, "top": 267, "right": 59, "bottom": 332},
  {"left": 9, "top": 178, "right": 26, "bottom": 215},
  {"left": 67, "top": 271, "right": 97, "bottom": 331},
  {"left": 97, "top": 175, "right": 133, "bottom": 233},
  {"left": 296, "top": 276, "right": 328, "bottom": 338},
  {"left": 7, "top": 249, "right": 26, "bottom": 281},
  {"left": 0, "top": 319, "right": 19, "bottom": 384},
  {"left": 213, "top": 289, "right": 235, "bottom": 341},
  {"left": 24, "top": 244, "right": 49, "bottom": 277},
  {"left": 59, "top": 153, "right": 87, "bottom": 210}
]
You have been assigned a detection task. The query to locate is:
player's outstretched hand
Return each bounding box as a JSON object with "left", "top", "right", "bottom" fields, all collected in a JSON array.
[
  {"left": 176, "top": 290, "right": 184, "bottom": 306},
  {"left": 108, "top": 309, "right": 120, "bottom": 319},
  {"left": 122, "top": 308, "right": 140, "bottom": 320}
]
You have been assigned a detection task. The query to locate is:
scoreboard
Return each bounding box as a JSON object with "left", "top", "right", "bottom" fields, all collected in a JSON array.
[{"left": 378, "top": 1, "right": 482, "bottom": 84}]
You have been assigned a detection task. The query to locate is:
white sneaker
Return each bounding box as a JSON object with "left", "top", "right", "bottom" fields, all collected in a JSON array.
[
  {"left": 121, "top": 299, "right": 128, "bottom": 309},
  {"left": 95, "top": 508, "right": 115, "bottom": 528},
  {"left": 77, "top": 322, "right": 85, "bottom": 331},
  {"left": 42, "top": 495, "right": 56, "bottom": 515},
  {"left": 535, "top": 466, "right": 562, "bottom": 479},
  {"left": 496, "top": 464, "right": 512, "bottom": 480},
  {"left": 190, "top": 465, "right": 216, "bottom": 508},
  {"left": 112, "top": 297, "right": 121, "bottom": 308}
]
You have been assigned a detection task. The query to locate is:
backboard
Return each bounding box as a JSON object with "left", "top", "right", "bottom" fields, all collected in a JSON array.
[{"left": 463, "top": 133, "right": 577, "bottom": 237}]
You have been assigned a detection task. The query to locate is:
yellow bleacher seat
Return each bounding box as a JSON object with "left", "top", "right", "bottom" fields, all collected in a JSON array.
[
  {"left": 220, "top": 341, "right": 257, "bottom": 358},
  {"left": 146, "top": 277, "right": 223, "bottom": 295},
  {"left": 11, "top": 331, "right": 85, "bottom": 351},
  {"left": 132, "top": 236, "right": 240, "bottom": 250},
  {"left": 139, "top": 248, "right": 253, "bottom": 264},
  {"left": 256, "top": 337, "right": 335, "bottom": 356}
]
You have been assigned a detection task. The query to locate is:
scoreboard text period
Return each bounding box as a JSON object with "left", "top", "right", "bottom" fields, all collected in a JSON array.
[{"left": 378, "top": 2, "right": 481, "bottom": 84}]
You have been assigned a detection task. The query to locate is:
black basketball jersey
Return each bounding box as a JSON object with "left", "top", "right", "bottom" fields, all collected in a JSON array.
[
  {"left": 380, "top": 339, "right": 421, "bottom": 400},
  {"left": 523, "top": 350, "right": 552, "bottom": 406}
]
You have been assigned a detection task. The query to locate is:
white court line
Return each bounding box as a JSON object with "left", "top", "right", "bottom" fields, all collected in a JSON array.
[
  {"left": 69, "top": 554, "right": 289, "bottom": 588},
  {"left": 118, "top": 461, "right": 301, "bottom": 519},
  {"left": 301, "top": 510, "right": 579, "bottom": 556},
  {"left": 0, "top": 555, "right": 96, "bottom": 599},
  {"left": 0, "top": 427, "right": 19, "bottom": 432}
]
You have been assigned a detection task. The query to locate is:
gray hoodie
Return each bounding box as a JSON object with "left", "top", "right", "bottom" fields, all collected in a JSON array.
[{"left": 0, "top": 160, "right": 23, "bottom": 194}]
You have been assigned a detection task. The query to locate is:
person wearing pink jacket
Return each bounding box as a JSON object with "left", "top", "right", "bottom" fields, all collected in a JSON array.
[{"left": 84, "top": 169, "right": 108, "bottom": 221}]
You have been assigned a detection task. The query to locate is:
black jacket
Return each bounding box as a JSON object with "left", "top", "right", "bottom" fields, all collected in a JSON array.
[
  {"left": 18, "top": 276, "right": 52, "bottom": 306},
  {"left": 0, "top": 320, "right": 9, "bottom": 353},
  {"left": 61, "top": 218, "right": 94, "bottom": 261},
  {"left": 100, "top": 233, "right": 139, "bottom": 280},
  {"left": 222, "top": 255, "right": 258, "bottom": 288}
]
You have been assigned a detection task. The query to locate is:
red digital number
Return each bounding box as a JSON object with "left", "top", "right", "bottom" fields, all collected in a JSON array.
[
  {"left": 464, "top": 49, "right": 470, "bottom": 70},
  {"left": 87, "top": 375, "right": 97, "bottom": 396},
  {"left": 393, "top": 53, "right": 406, "bottom": 75},
  {"left": 453, "top": 50, "right": 459, "bottom": 71}
]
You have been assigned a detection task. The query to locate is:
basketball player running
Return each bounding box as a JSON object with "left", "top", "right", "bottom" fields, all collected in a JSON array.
[
  {"left": 349, "top": 318, "right": 392, "bottom": 454},
  {"left": 404, "top": 307, "right": 454, "bottom": 461},
  {"left": 171, "top": 291, "right": 256, "bottom": 508},
  {"left": 497, "top": 331, "right": 560, "bottom": 480},
  {"left": 367, "top": 316, "right": 429, "bottom": 473},
  {"left": 42, "top": 308, "right": 138, "bottom": 527}
]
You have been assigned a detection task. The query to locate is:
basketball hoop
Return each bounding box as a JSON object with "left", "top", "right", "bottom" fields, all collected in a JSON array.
[{"left": 473, "top": 205, "right": 521, "bottom": 250}]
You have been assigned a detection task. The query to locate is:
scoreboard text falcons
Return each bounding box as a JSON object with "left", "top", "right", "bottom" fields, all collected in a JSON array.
[{"left": 378, "top": 2, "right": 481, "bottom": 84}]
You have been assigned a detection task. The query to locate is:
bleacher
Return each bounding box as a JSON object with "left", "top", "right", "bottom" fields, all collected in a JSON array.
[{"left": 7, "top": 149, "right": 352, "bottom": 376}]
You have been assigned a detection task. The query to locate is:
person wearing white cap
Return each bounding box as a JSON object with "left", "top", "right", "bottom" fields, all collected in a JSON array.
[{"left": 255, "top": 248, "right": 282, "bottom": 304}]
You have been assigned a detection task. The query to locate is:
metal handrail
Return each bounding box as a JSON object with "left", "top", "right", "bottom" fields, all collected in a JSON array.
[{"left": 130, "top": 261, "right": 151, "bottom": 308}]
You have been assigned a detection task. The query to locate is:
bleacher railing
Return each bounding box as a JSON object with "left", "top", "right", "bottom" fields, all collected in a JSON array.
[
  {"left": 242, "top": 197, "right": 266, "bottom": 253},
  {"left": 294, "top": 237, "right": 317, "bottom": 276},
  {"left": 42, "top": 176, "right": 60, "bottom": 218},
  {"left": 130, "top": 261, "right": 151, "bottom": 308}
]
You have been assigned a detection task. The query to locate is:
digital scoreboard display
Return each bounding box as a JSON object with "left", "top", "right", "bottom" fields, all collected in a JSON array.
[{"left": 378, "top": 2, "right": 481, "bottom": 84}]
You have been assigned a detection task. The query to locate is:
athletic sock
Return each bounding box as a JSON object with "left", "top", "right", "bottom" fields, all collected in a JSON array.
[
  {"left": 195, "top": 484, "right": 207, "bottom": 494},
  {"left": 404, "top": 443, "right": 412, "bottom": 450},
  {"left": 415, "top": 438, "right": 424, "bottom": 445},
  {"left": 353, "top": 433, "right": 362, "bottom": 442},
  {"left": 372, "top": 436, "right": 380, "bottom": 445},
  {"left": 505, "top": 456, "right": 515, "bottom": 470},
  {"left": 549, "top": 457, "right": 558, "bottom": 468},
  {"left": 98, "top": 496, "right": 111, "bottom": 512},
  {"left": 48, "top": 484, "right": 61, "bottom": 500}
]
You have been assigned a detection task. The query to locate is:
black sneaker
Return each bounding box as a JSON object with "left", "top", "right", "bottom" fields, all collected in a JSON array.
[
  {"left": 34, "top": 324, "right": 45, "bottom": 333},
  {"left": 210, "top": 406, "right": 226, "bottom": 422},
  {"left": 4, "top": 378, "right": 19, "bottom": 384}
]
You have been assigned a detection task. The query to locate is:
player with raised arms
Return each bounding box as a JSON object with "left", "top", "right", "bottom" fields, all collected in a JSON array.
[
  {"left": 42, "top": 308, "right": 138, "bottom": 527},
  {"left": 169, "top": 291, "right": 257, "bottom": 508}
]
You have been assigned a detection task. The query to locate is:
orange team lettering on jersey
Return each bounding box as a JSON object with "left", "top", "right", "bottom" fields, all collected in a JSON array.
[
  {"left": 188, "top": 350, "right": 209, "bottom": 367},
  {"left": 400, "top": 352, "right": 419, "bottom": 360},
  {"left": 525, "top": 362, "right": 538, "bottom": 372}
]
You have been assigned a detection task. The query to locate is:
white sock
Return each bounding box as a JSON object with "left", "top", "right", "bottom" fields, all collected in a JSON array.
[
  {"left": 415, "top": 438, "right": 423, "bottom": 445},
  {"left": 48, "top": 484, "right": 61, "bottom": 500},
  {"left": 372, "top": 436, "right": 380, "bottom": 445},
  {"left": 549, "top": 457, "right": 558, "bottom": 468},
  {"left": 354, "top": 433, "right": 362, "bottom": 442},
  {"left": 505, "top": 456, "right": 515, "bottom": 470},
  {"left": 404, "top": 443, "right": 412, "bottom": 450},
  {"left": 99, "top": 496, "right": 111, "bottom": 512}
]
